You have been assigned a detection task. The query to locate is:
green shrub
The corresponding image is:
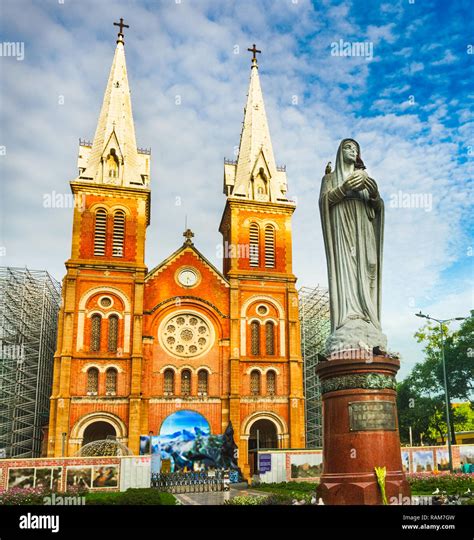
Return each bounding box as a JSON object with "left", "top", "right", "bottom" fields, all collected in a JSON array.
[
  {"left": 254, "top": 481, "right": 317, "bottom": 494},
  {"left": 85, "top": 488, "right": 176, "bottom": 505}
]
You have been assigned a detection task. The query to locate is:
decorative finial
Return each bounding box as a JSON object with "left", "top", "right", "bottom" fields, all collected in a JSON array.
[
  {"left": 183, "top": 228, "right": 194, "bottom": 246},
  {"left": 247, "top": 43, "right": 261, "bottom": 65},
  {"left": 114, "top": 17, "right": 129, "bottom": 44}
]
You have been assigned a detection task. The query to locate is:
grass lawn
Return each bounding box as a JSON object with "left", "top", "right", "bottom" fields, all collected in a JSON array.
[{"left": 85, "top": 488, "right": 176, "bottom": 505}]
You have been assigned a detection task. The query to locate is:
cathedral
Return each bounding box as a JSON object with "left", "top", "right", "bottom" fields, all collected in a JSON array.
[{"left": 47, "top": 23, "right": 305, "bottom": 478}]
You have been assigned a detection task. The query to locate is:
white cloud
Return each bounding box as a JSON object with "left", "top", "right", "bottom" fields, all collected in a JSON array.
[{"left": 0, "top": 0, "right": 471, "bottom": 382}]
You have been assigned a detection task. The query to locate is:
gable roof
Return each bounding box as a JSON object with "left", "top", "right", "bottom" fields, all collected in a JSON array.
[{"left": 145, "top": 241, "right": 229, "bottom": 287}]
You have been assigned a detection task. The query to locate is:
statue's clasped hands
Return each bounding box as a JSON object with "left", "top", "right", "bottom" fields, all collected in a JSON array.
[{"left": 343, "top": 170, "right": 378, "bottom": 197}]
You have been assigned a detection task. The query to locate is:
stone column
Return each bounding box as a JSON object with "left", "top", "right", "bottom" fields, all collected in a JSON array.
[{"left": 316, "top": 353, "right": 410, "bottom": 504}]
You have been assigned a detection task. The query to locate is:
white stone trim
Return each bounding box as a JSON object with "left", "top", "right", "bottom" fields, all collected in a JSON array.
[
  {"left": 105, "top": 311, "right": 123, "bottom": 319},
  {"left": 76, "top": 287, "right": 132, "bottom": 353},
  {"left": 70, "top": 411, "right": 128, "bottom": 439},
  {"left": 159, "top": 365, "right": 179, "bottom": 374},
  {"left": 246, "top": 366, "right": 264, "bottom": 375},
  {"left": 241, "top": 411, "right": 288, "bottom": 438},
  {"left": 240, "top": 295, "right": 284, "bottom": 319}
]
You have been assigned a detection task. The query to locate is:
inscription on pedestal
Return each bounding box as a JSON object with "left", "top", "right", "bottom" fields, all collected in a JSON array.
[{"left": 349, "top": 400, "right": 396, "bottom": 431}]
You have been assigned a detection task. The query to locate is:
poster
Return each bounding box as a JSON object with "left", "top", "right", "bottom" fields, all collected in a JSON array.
[
  {"left": 259, "top": 454, "right": 271, "bottom": 473},
  {"left": 66, "top": 466, "right": 93, "bottom": 489},
  {"left": 8, "top": 468, "right": 35, "bottom": 489},
  {"left": 290, "top": 453, "right": 323, "bottom": 479},
  {"left": 92, "top": 465, "right": 119, "bottom": 488},
  {"left": 460, "top": 445, "right": 474, "bottom": 465},
  {"left": 401, "top": 450, "right": 410, "bottom": 473},
  {"left": 436, "top": 449, "right": 450, "bottom": 471},
  {"left": 412, "top": 450, "right": 434, "bottom": 472}
]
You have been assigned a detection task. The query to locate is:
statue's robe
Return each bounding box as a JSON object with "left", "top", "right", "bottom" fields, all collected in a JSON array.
[{"left": 319, "top": 139, "right": 386, "bottom": 354}]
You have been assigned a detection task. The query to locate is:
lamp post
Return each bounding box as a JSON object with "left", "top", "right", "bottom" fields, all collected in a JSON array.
[{"left": 415, "top": 312, "right": 466, "bottom": 472}]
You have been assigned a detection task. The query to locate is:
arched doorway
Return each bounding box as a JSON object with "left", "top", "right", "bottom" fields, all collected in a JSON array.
[
  {"left": 82, "top": 421, "right": 116, "bottom": 446},
  {"left": 248, "top": 419, "right": 278, "bottom": 475}
]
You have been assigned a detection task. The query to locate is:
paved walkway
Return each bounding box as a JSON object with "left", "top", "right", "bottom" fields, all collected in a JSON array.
[{"left": 175, "top": 487, "right": 267, "bottom": 505}]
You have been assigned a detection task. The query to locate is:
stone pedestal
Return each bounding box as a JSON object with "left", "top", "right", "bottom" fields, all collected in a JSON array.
[{"left": 316, "top": 353, "right": 410, "bottom": 505}]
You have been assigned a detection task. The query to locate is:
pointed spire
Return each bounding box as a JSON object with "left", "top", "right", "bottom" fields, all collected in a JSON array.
[
  {"left": 78, "top": 20, "right": 148, "bottom": 188},
  {"left": 225, "top": 45, "right": 287, "bottom": 202}
]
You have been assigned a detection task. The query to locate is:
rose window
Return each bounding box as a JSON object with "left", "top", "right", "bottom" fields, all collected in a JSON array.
[{"left": 161, "top": 313, "right": 212, "bottom": 358}]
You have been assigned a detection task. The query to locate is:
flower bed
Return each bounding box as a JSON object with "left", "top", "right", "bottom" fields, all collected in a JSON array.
[
  {"left": 408, "top": 473, "right": 474, "bottom": 494},
  {"left": 0, "top": 485, "right": 88, "bottom": 505}
]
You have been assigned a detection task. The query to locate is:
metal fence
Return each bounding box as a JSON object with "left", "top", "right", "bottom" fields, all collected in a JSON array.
[{"left": 151, "top": 471, "right": 229, "bottom": 493}]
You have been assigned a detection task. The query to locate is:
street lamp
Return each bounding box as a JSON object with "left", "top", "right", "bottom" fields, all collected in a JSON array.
[{"left": 415, "top": 311, "right": 466, "bottom": 472}]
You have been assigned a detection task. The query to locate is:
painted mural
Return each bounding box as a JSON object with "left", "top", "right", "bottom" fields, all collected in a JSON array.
[{"left": 140, "top": 410, "right": 239, "bottom": 474}]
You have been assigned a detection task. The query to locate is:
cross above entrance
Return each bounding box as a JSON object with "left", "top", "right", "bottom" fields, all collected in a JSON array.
[{"left": 183, "top": 228, "right": 194, "bottom": 245}]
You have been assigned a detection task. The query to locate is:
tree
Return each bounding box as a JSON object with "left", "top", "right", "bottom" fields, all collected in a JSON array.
[
  {"left": 397, "top": 311, "right": 474, "bottom": 445},
  {"left": 413, "top": 310, "right": 474, "bottom": 443}
]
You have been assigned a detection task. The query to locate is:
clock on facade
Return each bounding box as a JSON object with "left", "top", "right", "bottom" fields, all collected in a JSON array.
[{"left": 177, "top": 268, "right": 198, "bottom": 287}]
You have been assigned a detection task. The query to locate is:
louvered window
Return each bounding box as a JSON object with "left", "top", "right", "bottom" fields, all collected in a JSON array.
[
  {"left": 250, "top": 370, "right": 261, "bottom": 396},
  {"left": 198, "top": 370, "right": 208, "bottom": 395},
  {"left": 264, "top": 225, "right": 275, "bottom": 268},
  {"left": 267, "top": 370, "right": 276, "bottom": 396},
  {"left": 112, "top": 211, "right": 125, "bottom": 257},
  {"left": 249, "top": 223, "right": 259, "bottom": 267},
  {"left": 106, "top": 368, "right": 117, "bottom": 394},
  {"left": 251, "top": 321, "right": 260, "bottom": 356},
  {"left": 164, "top": 369, "right": 175, "bottom": 394},
  {"left": 265, "top": 321, "right": 275, "bottom": 355},
  {"left": 90, "top": 314, "right": 101, "bottom": 352},
  {"left": 94, "top": 209, "right": 107, "bottom": 256},
  {"left": 181, "top": 369, "right": 191, "bottom": 396},
  {"left": 87, "top": 367, "right": 99, "bottom": 394},
  {"left": 108, "top": 315, "right": 118, "bottom": 352}
]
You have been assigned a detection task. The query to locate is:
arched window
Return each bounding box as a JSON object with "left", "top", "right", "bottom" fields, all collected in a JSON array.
[
  {"left": 108, "top": 315, "right": 119, "bottom": 352},
  {"left": 87, "top": 367, "right": 99, "bottom": 395},
  {"left": 264, "top": 224, "right": 275, "bottom": 268},
  {"left": 112, "top": 210, "right": 126, "bottom": 257},
  {"left": 198, "top": 370, "right": 208, "bottom": 396},
  {"left": 90, "top": 314, "right": 102, "bottom": 352},
  {"left": 181, "top": 369, "right": 191, "bottom": 396},
  {"left": 105, "top": 367, "right": 118, "bottom": 395},
  {"left": 267, "top": 370, "right": 276, "bottom": 396},
  {"left": 250, "top": 370, "right": 261, "bottom": 396},
  {"left": 249, "top": 222, "right": 259, "bottom": 267},
  {"left": 164, "top": 369, "right": 175, "bottom": 395},
  {"left": 94, "top": 209, "right": 107, "bottom": 256},
  {"left": 265, "top": 321, "right": 275, "bottom": 355},
  {"left": 250, "top": 321, "right": 260, "bottom": 356}
]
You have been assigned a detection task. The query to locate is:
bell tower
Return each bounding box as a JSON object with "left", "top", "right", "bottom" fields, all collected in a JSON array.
[
  {"left": 219, "top": 46, "right": 305, "bottom": 477},
  {"left": 48, "top": 20, "right": 150, "bottom": 456}
]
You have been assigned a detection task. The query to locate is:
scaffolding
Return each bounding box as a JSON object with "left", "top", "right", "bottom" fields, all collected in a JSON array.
[
  {"left": 0, "top": 267, "right": 61, "bottom": 458},
  {"left": 299, "top": 285, "right": 330, "bottom": 448}
]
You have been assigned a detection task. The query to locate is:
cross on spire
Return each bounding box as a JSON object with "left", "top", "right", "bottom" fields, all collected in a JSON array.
[
  {"left": 114, "top": 17, "right": 129, "bottom": 41},
  {"left": 247, "top": 43, "right": 261, "bottom": 63}
]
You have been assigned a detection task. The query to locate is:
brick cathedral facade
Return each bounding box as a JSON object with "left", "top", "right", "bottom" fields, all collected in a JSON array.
[{"left": 47, "top": 28, "right": 305, "bottom": 478}]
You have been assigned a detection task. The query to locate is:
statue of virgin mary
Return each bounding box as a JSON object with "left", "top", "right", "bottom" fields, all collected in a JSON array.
[{"left": 319, "top": 138, "right": 387, "bottom": 356}]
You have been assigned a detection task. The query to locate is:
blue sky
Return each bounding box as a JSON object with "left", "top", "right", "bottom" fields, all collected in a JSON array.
[{"left": 0, "top": 0, "right": 472, "bottom": 379}]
